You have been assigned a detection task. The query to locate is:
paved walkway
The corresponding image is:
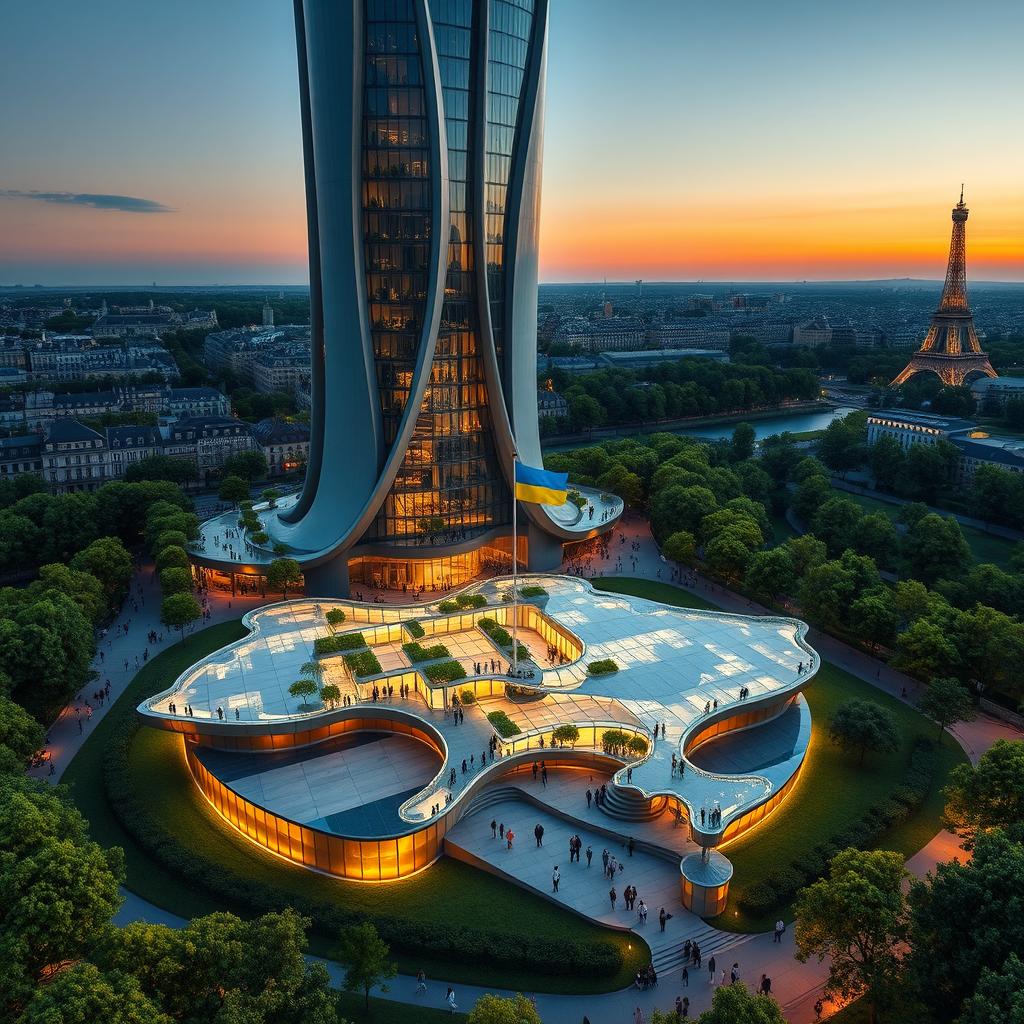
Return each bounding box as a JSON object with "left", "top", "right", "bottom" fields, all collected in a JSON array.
[{"left": 30, "top": 564, "right": 266, "bottom": 785}]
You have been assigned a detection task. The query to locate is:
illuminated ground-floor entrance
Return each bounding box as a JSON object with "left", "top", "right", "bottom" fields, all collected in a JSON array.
[{"left": 347, "top": 541, "right": 522, "bottom": 594}]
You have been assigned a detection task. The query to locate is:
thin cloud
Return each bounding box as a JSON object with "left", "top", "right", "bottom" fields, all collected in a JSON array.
[{"left": 0, "top": 190, "right": 173, "bottom": 213}]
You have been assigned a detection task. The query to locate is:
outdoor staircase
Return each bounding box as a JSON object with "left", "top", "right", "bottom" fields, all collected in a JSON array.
[{"left": 599, "top": 783, "right": 669, "bottom": 823}]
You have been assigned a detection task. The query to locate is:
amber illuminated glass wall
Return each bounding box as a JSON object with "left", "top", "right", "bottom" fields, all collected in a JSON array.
[{"left": 361, "top": 0, "right": 519, "bottom": 548}]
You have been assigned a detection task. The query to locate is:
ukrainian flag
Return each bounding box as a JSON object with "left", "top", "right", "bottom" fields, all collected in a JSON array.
[{"left": 514, "top": 460, "right": 569, "bottom": 505}]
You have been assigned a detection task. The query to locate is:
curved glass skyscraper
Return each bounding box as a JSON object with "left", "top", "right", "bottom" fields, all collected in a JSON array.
[{"left": 256, "top": 0, "right": 620, "bottom": 596}]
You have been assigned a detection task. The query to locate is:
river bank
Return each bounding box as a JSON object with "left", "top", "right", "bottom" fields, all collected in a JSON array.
[{"left": 542, "top": 401, "right": 851, "bottom": 450}]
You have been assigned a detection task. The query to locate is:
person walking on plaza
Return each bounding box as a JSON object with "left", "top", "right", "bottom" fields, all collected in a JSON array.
[
  {"left": 415, "top": 970, "right": 426, "bottom": 995},
  {"left": 708, "top": 955, "right": 716, "bottom": 985},
  {"left": 609, "top": 886, "right": 617, "bottom": 910},
  {"left": 681, "top": 965, "right": 688, "bottom": 987},
  {"left": 506, "top": 829, "right": 514, "bottom": 850},
  {"left": 491, "top": 819, "right": 497, "bottom": 837},
  {"left": 535, "top": 822, "right": 544, "bottom": 847},
  {"left": 586, "top": 844, "right": 593, "bottom": 867},
  {"left": 659, "top": 906, "right": 668, "bottom": 932},
  {"left": 552, "top": 865, "right": 560, "bottom": 892},
  {"left": 774, "top": 918, "right": 785, "bottom": 942},
  {"left": 446, "top": 987, "right": 457, "bottom": 1014},
  {"left": 586, "top": 787, "right": 592, "bottom": 808}
]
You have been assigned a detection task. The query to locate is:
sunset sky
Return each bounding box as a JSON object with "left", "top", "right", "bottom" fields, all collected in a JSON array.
[{"left": 1, "top": 0, "right": 1022, "bottom": 285}]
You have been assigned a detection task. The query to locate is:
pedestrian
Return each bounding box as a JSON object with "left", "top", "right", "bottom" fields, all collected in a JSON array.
[
  {"left": 491, "top": 819, "right": 497, "bottom": 837},
  {"left": 681, "top": 965, "right": 688, "bottom": 987},
  {"left": 628, "top": 836, "right": 635, "bottom": 857},
  {"left": 760, "top": 975, "right": 772, "bottom": 996},
  {"left": 774, "top": 918, "right": 785, "bottom": 943},
  {"left": 415, "top": 969, "right": 426, "bottom": 995},
  {"left": 586, "top": 845, "right": 593, "bottom": 867},
  {"left": 535, "top": 823, "right": 544, "bottom": 847},
  {"left": 609, "top": 886, "right": 617, "bottom": 910},
  {"left": 446, "top": 987, "right": 457, "bottom": 1014},
  {"left": 633, "top": 1006, "right": 644, "bottom": 1024},
  {"left": 708, "top": 955, "right": 716, "bottom": 985},
  {"left": 506, "top": 829, "right": 514, "bottom": 849},
  {"left": 499, "top": 822, "right": 504, "bottom": 839},
  {"left": 730, "top": 963, "right": 740, "bottom": 984},
  {"left": 659, "top": 906, "right": 667, "bottom": 932},
  {"left": 586, "top": 788, "right": 592, "bottom": 808},
  {"left": 552, "top": 866, "right": 560, "bottom": 892}
]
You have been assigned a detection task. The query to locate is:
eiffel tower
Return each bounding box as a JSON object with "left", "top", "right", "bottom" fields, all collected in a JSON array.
[{"left": 891, "top": 189, "right": 997, "bottom": 387}]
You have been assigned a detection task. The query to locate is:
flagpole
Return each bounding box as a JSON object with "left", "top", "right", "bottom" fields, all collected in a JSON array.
[{"left": 511, "top": 447, "right": 519, "bottom": 675}]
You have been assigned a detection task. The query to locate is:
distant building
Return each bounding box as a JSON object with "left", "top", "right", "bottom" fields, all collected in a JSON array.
[
  {"left": 732, "top": 322, "right": 794, "bottom": 345},
  {"left": 203, "top": 325, "right": 310, "bottom": 386},
  {"left": 262, "top": 300, "right": 274, "bottom": 328},
  {"left": 92, "top": 307, "right": 217, "bottom": 339},
  {"left": 42, "top": 420, "right": 108, "bottom": 493},
  {"left": 105, "top": 425, "right": 163, "bottom": 478},
  {"left": 866, "top": 410, "right": 976, "bottom": 449},
  {"left": 793, "top": 320, "right": 833, "bottom": 347},
  {"left": 970, "top": 376, "right": 1024, "bottom": 414},
  {"left": 536, "top": 390, "right": 569, "bottom": 419},
  {"left": 163, "top": 416, "right": 257, "bottom": 473},
  {"left": 866, "top": 409, "right": 1024, "bottom": 483},
  {"left": 253, "top": 346, "right": 310, "bottom": 396},
  {"left": 0, "top": 433, "right": 43, "bottom": 481},
  {"left": 165, "top": 386, "right": 231, "bottom": 419},
  {"left": 252, "top": 417, "right": 310, "bottom": 477},
  {"left": 596, "top": 348, "right": 729, "bottom": 370},
  {"left": 646, "top": 322, "right": 730, "bottom": 351}
]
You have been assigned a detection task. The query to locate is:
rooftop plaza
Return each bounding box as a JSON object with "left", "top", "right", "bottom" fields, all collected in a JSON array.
[{"left": 140, "top": 575, "right": 817, "bottom": 914}]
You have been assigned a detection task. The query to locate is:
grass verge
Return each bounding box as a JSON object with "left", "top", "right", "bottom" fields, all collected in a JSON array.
[
  {"left": 591, "top": 576, "right": 718, "bottom": 611},
  {"left": 835, "top": 488, "right": 1015, "bottom": 567},
  {"left": 62, "top": 620, "right": 647, "bottom": 994},
  {"left": 592, "top": 577, "right": 969, "bottom": 933}
]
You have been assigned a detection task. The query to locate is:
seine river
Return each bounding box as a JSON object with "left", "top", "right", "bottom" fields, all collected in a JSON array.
[
  {"left": 679, "top": 406, "right": 857, "bottom": 442},
  {"left": 544, "top": 406, "right": 857, "bottom": 450}
]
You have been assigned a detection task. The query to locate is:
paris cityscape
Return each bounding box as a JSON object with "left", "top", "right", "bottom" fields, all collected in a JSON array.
[{"left": 1, "top": 2, "right": 1023, "bottom": 1024}]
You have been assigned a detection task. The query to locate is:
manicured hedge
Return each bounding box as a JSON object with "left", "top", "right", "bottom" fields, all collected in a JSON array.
[
  {"left": 102, "top": 711, "right": 619, "bottom": 979},
  {"left": 326, "top": 609, "right": 347, "bottom": 627},
  {"left": 439, "top": 594, "right": 488, "bottom": 613},
  {"left": 487, "top": 710, "right": 521, "bottom": 738},
  {"left": 343, "top": 650, "right": 382, "bottom": 677},
  {"left": 588, "top": 659, "right": 619, "bottom": 675},
  {"left": 736, "top": 738, "right": 939, "bottom": 915},
  {"left": 459, "top": 689, "right": 476, "bottom": 705},
  {"left": 478, "top": 617, "right": 512, "bottom": 647},
  {"left": 404, "top": 620, "right": 425, "bottom": 639},
  {"left": 402, "top": 641, "right": 451, "bottom": 663},
  {"left": 423, "top": 659, "right": 466, "bottom": 684},
  {"left": 315, "top": 632, "right": 366, "bottom": 655},
  {"left": 520, "top": 585, "right": 548, "bottom": 598}
]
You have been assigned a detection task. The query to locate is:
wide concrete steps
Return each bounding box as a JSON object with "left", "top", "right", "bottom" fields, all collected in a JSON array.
[{"left": 599, "top": 783, "right": 669, "bottom": 823}]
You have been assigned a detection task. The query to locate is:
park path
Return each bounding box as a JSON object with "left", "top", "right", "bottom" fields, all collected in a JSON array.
[
  {"left": 29, "top": 561, "right": 266, "bottom": 786},
  {"left": 40, "top": 514, "right": 1022, "bottom": 1023}
]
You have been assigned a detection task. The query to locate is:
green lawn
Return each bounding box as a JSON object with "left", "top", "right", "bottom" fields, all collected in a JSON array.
[
  {"left": 591, "top": 576, "right": 719, "bottom": 610},
  {"left": 834, "top": 488, "right": 1015, "bottom": 567},
  {"left": 337, "top": 992, "right": 466, "bottom": 1023},
  {"left": 62, "top": 620, "right": 647, "bottom": 995},
  {"left": 592, "top": 577, "right": 968, "bottom": 933}
]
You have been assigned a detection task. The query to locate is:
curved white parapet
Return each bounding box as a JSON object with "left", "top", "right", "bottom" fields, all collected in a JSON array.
[{"left": 140, "top": 575, "right": 816, "bottom": 853}]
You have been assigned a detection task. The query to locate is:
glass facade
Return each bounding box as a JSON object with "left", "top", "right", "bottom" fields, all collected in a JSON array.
[
  {"left": 485, "top": 0, "right": 534, "bottom": 371},
  {"left": 360, "top": 0, "right": 521, "bottom": 549},
  {"left": 362, "top": 0, "right": 432, "bottom": 455}
]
